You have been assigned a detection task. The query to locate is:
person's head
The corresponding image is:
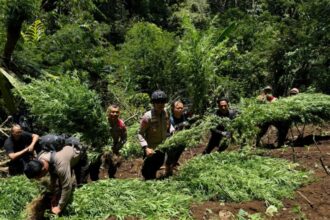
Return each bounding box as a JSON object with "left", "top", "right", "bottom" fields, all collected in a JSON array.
[
  {"left": 172, "top": 100, "right": 184, "bottom": 118},
  {"left": 24, "top": 159, "right": 49, "bottom": 179},
  {"left": 11, "top": 124, "right": 23, "bottom": 141},
  {"left": 107, "top": 104, "right": 120, "bottom": 122},
  {"left": 217, "top": 97, "right": 229, "bottom": 114},
  {"left": 151, "top": 90, "right": 167, "bottom": 113},
  {"left": 263, "top": 86, "right": 273, "bottom": 95},
  {"left": 289, "top": 88, "right": 299, "bottom": 96}
]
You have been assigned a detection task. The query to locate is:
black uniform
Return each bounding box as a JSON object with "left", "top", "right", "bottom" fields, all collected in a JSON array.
[
  {"left": 203, "top": 109, "right": 237, "bottom": 154},
  {"left": 4, "top": 131, "right": 35, "bottom": 175},
  {"left": 165, "top": 114, "right": 190, "bottom": 168}
]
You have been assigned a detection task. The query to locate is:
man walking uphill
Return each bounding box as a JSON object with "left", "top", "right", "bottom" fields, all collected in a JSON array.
[
  {"left": 203, "top": 97, "right": 237, "bottom": 154},
  {"left": 138, "top": 90, "right": 174, "bottom": 180}
]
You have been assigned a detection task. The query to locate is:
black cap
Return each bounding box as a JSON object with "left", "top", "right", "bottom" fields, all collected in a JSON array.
[
  {"left": 151, "top": 90, "right": 167, "bottom": 103},
  {"left": 24, "top": 160, "right": 43, "bottom": 179}
]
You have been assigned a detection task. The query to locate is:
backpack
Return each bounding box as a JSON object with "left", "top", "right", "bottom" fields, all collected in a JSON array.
[
  {"left": 65, "top": 136, "right": 82, "bottom": 149},
  {"left": 39, "top": 134, "right": 66, "bottom": 152}
]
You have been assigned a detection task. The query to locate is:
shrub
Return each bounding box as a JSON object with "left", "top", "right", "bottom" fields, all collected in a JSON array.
[{"left": 15, "top": 74, "right": 110, "bottom": 147}]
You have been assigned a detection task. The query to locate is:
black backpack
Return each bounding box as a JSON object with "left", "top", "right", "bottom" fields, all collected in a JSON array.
[
  {"left": 39, "top": 134, "right": 66, "bottom": 152},
  {"left": 65, "top": 136, "right": 82, "bottom": 149}
]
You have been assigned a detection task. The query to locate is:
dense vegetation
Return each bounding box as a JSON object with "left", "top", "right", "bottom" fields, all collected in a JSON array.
[
  {"left": 1, "top": 0, "right": 329, "bottom": 121},
  {"left": 0, "top": 1, "right": 328, "bottom": 219},
  {"left": 0, "top": 152, "right": 305, "bottom": 219}
]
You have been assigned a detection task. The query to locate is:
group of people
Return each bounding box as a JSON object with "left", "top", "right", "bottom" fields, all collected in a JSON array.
[
  {"left": 137, "top": 90, "right": 243, "bottom": 180},
  {"left": 256, "top": 86, "right": 300, "bottom": 147},
  {"left": 257, "top": 86, "right": 299, "bottom": 103},
  {"left": 2, "top": 104, "right": 128, "bottom": 214},
  {"left": 1, "top": 86, "right": 299, "bottom": 214}
]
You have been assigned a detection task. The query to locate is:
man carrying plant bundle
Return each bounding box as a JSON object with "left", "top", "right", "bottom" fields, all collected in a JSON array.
[
  {"left": 23, "top": 136, "right": 89, "bottom": 215},
  {"left": 107, "top": 104, "right": 127, "bottom": 178},
  {"left": 138, "top": 90, "right": 175, "bottom": 180},
  {"left": 203, "top": 97, "right": 237, "bottom": 154},
  {"left": 4, "top": 124, "right": 39, "bottom": 175},
  {"left": 165, "top": 100, "right": 190, "bottom": 176},
  {"left": 104, "top": 104, "right": 128, "bottom": 178},
  {"left": 256, "top": 87, "right": 298, "bottom": 148},
  {"left": 89, "top": 104, "right": 127, "bottom": 180}
]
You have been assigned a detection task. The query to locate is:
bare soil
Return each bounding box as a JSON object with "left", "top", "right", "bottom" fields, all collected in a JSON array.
[{"left": 111, "top": 124, "right": 330, "bottom": 219}]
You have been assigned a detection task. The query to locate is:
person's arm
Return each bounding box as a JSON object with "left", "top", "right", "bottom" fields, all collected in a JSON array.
[
  {"left": 137, "top": 115, "right": 154, "bottom": 156},
  {"left": 7, "top": 147, "right": 30, "bottom": 160},
  {"left": 27, "top": 133, "right": 39, "bottom": 152},
  {"left": 52, "top": 165, "right": 73, "bottom": 213},
  {"left": 121, "top": 124, "right": 127, "bottom": 145},
  {"left": 138, "top": 115, "right": 149, "bottom": 148}
]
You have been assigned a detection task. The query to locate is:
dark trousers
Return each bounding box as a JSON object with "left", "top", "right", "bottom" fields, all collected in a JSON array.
[
  {"left": 141, "top": 151, "right": 165, "bottom": 180},
  {"left": 89, "top": 154, "right": 102, "bottom": 181},
  {"left": 89, "top": 153, "right": 120, "bottom": 181},
  {"left": 256, "top": 121, "right": 291, "bottom": 147},
  {"left": 73, "top": 150, "right": 89, "bottom": 186},
  {"left": 203, "top": 131, "right": 228, "bottom": 154},
  {"left": 165, "top": 144, "right": 185, "bottom": 167}
]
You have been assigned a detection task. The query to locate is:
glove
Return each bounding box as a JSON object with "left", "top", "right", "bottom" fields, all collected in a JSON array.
[{"left": 221, "top": 131, "right": 232, "bottom": 138}]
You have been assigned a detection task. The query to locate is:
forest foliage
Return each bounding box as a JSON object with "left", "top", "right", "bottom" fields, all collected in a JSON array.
[
  {"left": 0, "top": 0, "right": 328, "bottom": 153},
  {"left": 0, "top": 0, "right": 329, "bottom": 118}
]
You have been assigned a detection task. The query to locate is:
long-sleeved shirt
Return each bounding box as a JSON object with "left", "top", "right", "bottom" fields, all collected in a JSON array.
[
  {"left": 138, "top": 109, "right": 174, "bottom": 149},
  {"left": 38, "top": 146, "right": 81, "bottom": 209}
]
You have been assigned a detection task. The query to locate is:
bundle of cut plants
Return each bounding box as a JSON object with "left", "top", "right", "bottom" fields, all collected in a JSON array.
[
  {"left": 59, "top": 179, "right": 193, "bottom": 219},
  {"left": 174, "top": 151, "right": 311, "bottom": 207},
  {"left": 231, "top": 93, "right": 330, "bottom": 144},
  {"left": 157, "top": 115, "right": 227, "bottom": 152},
  {"left": 54, "top": 152, "right": 310, "bottom": 219},
  {"left": 15, "top": 74, "right": 110, "bottom": 148}
]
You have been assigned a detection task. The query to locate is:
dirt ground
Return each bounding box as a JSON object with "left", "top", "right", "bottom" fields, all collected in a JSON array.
[
  {"left": 111, "top": 124, "right": 330, "bottom": 220},
  {"left": 1, "top": 124, "right": 330, "bottom": 219}
]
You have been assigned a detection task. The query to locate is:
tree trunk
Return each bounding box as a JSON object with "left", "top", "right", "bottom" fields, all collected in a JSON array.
[{"left": 2, "top": 21, "right": 24, "bottom": 66}]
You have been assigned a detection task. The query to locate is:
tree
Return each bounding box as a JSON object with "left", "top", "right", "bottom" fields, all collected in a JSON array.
[
  {"left": 176, "top": 16, "right": 237, "bottom": 113},
  {"left": 2, "top": 0, "right": 40, "bottom": 66},
  {"left": 113, "top": 22, "right": 177, "bottom": 94}
]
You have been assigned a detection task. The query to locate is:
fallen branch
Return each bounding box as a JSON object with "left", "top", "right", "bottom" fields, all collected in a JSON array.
[
  {"left": 0, "top": 127, "right": 9, "bottom": 137},
  {"left": 289, "top": 128, "right": 297, "bottom": 163},
  {"left": 297, "top": 191, "right": 314, "bottom": 208},
  {"left": 0, "top": 115, "right": 12, "bottom": 128},
  {"left": 0, "top": 159, "right": 10, "bottom": 167},
  {"left": 124, "top": 113, "right": 139, "bottom": 124},
  {"left": 313, "top": 136, "right": 330, "bottom": 176}
]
